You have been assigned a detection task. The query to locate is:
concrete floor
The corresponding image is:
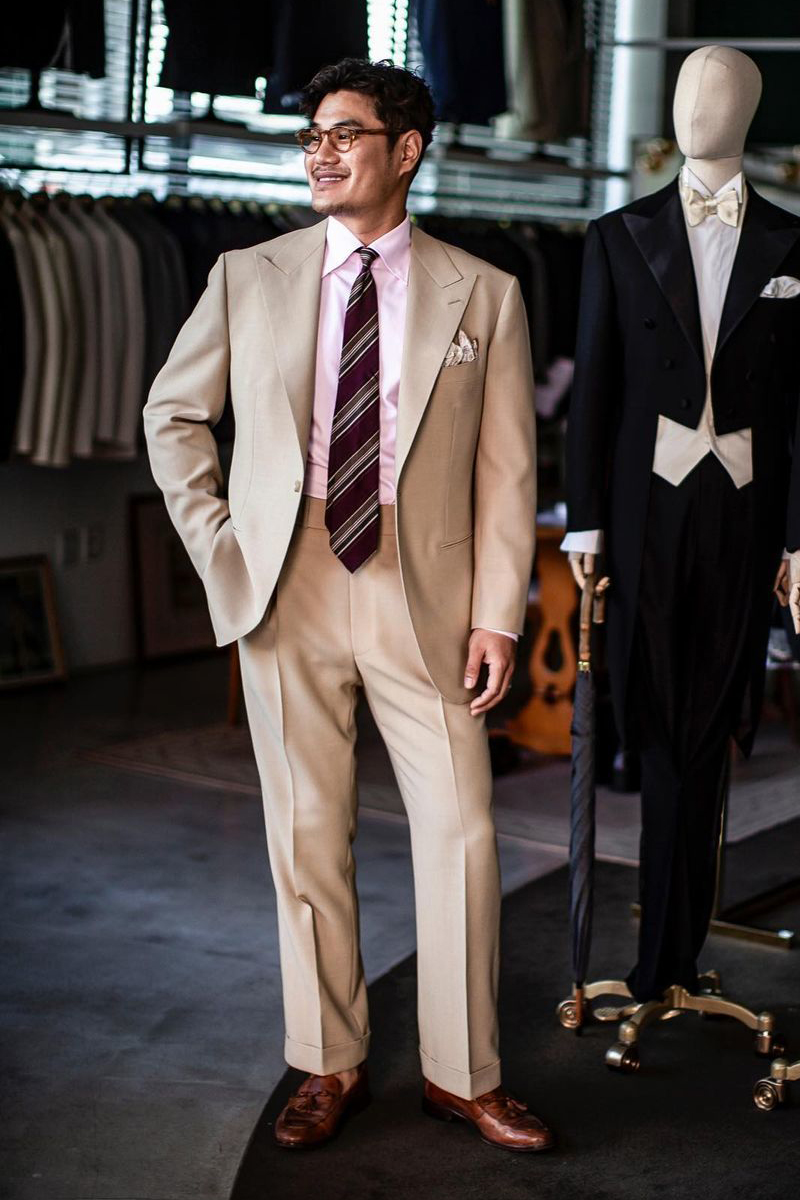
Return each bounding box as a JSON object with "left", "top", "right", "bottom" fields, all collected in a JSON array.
[{"left": 1, "top": 656, "right": 565, "bottom": 1200}]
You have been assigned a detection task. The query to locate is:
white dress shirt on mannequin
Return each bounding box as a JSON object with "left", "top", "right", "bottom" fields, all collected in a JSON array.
[{"left": 561, "top": 166, "right": 752, "bottom": 556}]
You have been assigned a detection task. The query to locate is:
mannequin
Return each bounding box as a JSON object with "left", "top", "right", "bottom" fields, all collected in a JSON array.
[
  {"left": 567, "top": 45, "right": 800, "bottom": 634},
  {"left": 562, "top": 46, "right": 800, "bottom": 1002}
]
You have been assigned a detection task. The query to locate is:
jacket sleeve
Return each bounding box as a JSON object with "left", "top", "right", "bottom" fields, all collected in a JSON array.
[
  {"left": 143, "top": 254, "right": 231, "bottom": 578},
  {"left": 470, "top": 275, "right": 537, "bottom": 636},
  {"left": 565, "top": 220, "right": 620, "bottom": 534}
]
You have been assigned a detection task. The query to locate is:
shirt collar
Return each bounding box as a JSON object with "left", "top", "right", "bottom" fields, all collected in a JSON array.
[
  {"left": 680, "top": 163, "right": 744, "bottom": 201},
  {"left": 323, "top": 214, "right": 411, "bottom": 283}
]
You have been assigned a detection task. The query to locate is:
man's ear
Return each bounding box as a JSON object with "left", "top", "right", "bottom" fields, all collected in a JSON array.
[{"left": 398, "top": 130, "right": 423, "bottom": 178}]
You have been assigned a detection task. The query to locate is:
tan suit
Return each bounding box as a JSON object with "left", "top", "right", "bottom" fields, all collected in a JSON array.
[{"left": 144, "top": 219, "right": 536, "bottom": 1098}]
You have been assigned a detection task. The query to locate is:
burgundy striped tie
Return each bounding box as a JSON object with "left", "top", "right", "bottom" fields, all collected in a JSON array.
[{"left": 325, "top": 247, "right": 381, "bottom": 572}]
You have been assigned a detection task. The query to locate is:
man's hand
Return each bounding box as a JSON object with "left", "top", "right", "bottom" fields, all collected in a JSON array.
[
  {"left": 790, "top": 552, "right": 800, "bottom": 636},
  {"left": 567, "top": 550, "right": 611, "bottom": 594},
  {"left": 465, "top": 629, "right": 516, "bottom": 716},
  {"left": 776, "top": 557, "right": 800, "bottom": 634}
]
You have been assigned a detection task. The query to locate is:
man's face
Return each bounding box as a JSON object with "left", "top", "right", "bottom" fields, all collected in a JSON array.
[{"left": 304, "top": 89, "right": 406, "bottom": 218}]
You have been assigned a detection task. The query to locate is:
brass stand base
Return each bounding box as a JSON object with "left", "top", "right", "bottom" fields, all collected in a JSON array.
[
  {"left": 557, "top": 972, "right": 785, "bottom": 1075},
  {"left": 754, "top": 1058, "right": 800, "bottom": 1110}
]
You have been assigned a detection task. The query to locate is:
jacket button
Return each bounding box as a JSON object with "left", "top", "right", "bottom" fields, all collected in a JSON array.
[
  {"left": 293, "top": 480, "right": 302, "bottom": 492},
  {"left": 769, "top": 332, "right": 777, "bottom": 345},
  {"left": 725, "top": 406, "right": 737, "bottom": 417},
  {"left": 679, "top": 397, "right": 691, "bottom": 409},
  {"left": 745, "top": 369, "right": 755, "bottom": 383},
  {"left": 663, "top": 357, "right": 675, "bottom": 369},
  {"left": 644, "top": 317, "right": 656, "bottom": 329}
]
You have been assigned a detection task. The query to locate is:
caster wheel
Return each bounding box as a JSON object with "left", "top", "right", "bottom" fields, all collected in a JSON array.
[
  {"left": 606, "top": 1042, "right": 640, "bottom": 1073},
  {"left": 557, "top": 999, "right": 582, "bottom": 1030},
  {"left": 753, "top": 1079, "right": 783, "bottom": 1111}
]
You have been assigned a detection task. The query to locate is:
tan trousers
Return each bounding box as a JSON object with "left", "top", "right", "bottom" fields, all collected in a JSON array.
[{"left": 237, "top": 497, "right": 502, "bottom": 1099}]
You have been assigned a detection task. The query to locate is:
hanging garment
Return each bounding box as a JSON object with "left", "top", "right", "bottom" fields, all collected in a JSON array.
[
  {"left": 48, "top": 199, "right": 100, "bottom": 460},
  {"left": 495, "top": 0, "right": 588, "bottom": 141},
  {"left": 0, "top": 205, "right": 43, "bottom": 460},
  {"left": 2, "top": 2, "right": 106, "bottom": 78},
  {"left": 160, "top": 0, "right": 272, "bottom": 97},
  {"left": 413, "top": 0, "right": 507, "bottom": 125},
  {"left": 15, "top": 203, "right": 67, "bottom": 464},
  {"left": 94, "top": 201, "right": 146, "bottom": 456},
  {"left": 261, "top": 0, "right": 368, "bottom": 113},
  {"left": 0, "top": 221, "right": 26, "bottom": 460},
  {"left": 68, "top": 197, "right": 122, "bottom": 458},
  {"left": 44, "top": 200, "right": 90, "bottom": 466}
]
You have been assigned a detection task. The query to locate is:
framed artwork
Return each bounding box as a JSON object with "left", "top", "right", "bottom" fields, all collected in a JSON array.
[
  {"left": 130, "top": 495, "right": 216, "bottom": 660},
  {"left": 0, "top": 556, "right": 67, "bottom": 688}
]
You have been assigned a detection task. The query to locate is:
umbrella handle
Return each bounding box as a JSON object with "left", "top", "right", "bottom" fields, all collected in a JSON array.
[{"left": 578, "top": 572, "right": 596, "bottom": 670}]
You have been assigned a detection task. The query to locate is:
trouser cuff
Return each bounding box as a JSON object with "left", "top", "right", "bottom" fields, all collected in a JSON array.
[
  {"left": 284, "top": 1031, "right": 370, "bottom": 1075},
  {"left": 419, "top": 1047, "right": 501, "bottom": 1099}
]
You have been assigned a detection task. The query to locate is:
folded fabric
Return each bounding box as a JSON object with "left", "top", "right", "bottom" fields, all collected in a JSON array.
[
  {"left": 760, "top": 275, "right": 800, "bottom": 299},
  {"left": 444, "top": 329, "right": 478, "bottom": 366}
]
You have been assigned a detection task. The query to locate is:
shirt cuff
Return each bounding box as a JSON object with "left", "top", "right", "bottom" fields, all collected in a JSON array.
[
  {"left": 560, "top": 529, "right": 604, "bottom": 554},
  {"left": 474, "top": 627, "right": 519, "bottom": 642}
]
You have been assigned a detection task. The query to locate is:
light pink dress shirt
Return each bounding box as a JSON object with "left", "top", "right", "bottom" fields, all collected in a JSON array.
[
  {"left": 304, "top": 215, "right": 517, "bottom": 643},
  {"left": 304, "top": 214, "right": 410, "bottom": 503}
]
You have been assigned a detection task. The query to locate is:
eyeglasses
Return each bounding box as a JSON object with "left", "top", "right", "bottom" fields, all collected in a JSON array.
[{"left": 295, "top": 126, "right": 395, "bottom": 154}]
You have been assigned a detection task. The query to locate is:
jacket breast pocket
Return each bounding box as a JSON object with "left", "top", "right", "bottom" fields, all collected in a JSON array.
[{"left": 437, "top": 362, "right": 483, "bottom": 389}]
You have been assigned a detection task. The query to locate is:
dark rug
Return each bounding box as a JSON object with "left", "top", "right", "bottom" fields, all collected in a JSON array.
[{"left": 230, "top": 834, "right": 800, "bottom": 1200}]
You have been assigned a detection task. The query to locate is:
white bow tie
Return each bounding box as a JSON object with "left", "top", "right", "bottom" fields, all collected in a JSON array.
[{"left": 680, "top": 185, "right": 740, "bottom": 228}]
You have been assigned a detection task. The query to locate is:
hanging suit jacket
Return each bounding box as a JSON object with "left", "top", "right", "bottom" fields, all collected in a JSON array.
[
  {"left": 144, "top": 220, "right": 537, "bottom": 704},
  {"left": 565, "top": 179, "right": 800, "bottom": 751}
]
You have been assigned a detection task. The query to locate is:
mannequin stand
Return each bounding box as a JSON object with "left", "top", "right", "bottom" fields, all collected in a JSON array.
[
  {"left": 754, "top": 1056, "right": 800, "bottom": 1110},
  {"left": 557, "top": 971, "right": 784, "bottom": 1073}
]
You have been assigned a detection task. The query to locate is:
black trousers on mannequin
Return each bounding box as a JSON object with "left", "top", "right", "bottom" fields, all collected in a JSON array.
[{"left": 626, "top": 455, "right": 754, "bottom": 1002}]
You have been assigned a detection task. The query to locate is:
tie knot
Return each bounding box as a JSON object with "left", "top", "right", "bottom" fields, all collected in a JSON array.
[{"left": 357, "top": 247, "right": 378, "bottom": 270}]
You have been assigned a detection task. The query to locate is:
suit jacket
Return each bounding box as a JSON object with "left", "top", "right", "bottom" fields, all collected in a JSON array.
[
  {"left": 143, "top": 220, "right": 537, "bottom": 704},
  {"left": 566, "top": 179, "right": 800, "bottom": 750}
]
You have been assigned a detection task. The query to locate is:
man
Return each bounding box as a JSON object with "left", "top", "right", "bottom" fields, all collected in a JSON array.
[{"left": 144, "top": 58, "right": 550, "bottom": 1153}]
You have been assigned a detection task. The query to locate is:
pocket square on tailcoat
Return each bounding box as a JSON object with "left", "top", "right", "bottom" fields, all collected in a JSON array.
[
  {"left": 443, "top": 330, "right": 479, "bottom": 366},
  {"left": 760, "top": 275, "right": 800, "bottom": 299}
]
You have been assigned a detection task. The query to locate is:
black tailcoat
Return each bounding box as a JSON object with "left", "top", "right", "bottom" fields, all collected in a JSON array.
[{"left": 566, "top": 179, "right": 800, "bottom": 753}]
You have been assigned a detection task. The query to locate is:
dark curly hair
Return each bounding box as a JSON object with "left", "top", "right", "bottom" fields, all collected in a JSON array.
[{"left": 299, "top": 58, "right": 435, "bottom": 169}]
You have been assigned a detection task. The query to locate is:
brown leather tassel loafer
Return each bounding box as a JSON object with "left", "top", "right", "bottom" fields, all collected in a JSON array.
[
  {"left": 274, "top": 1064, "right": 371, "bottom": 1149},
  {"left": 422, "top": 1080, "right": 554, "bottom": 1152}
]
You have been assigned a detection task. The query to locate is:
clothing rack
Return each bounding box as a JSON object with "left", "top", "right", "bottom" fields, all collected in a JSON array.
[{"left": 1, "top": 0, "right": 615, "bottom": 225}]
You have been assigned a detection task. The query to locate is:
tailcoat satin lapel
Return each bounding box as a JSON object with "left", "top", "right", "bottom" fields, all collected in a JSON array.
[
  {"left": 396, "top": 225, "right": 476, "bottom": 478},
  {"left": 254, "top": 219, "right": 327, "bottom": 458},
  {"left": 716, "top": 184, "right": 800, "bottom": 355},
  {"left": 623, "top": 185, "right": 704, "bottom": 367}
]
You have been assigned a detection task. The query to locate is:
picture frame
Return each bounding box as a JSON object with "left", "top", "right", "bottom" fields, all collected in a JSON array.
[
  {"left": 130, "top": 495, "right": 216, "bottom": 660},
  {"left": 0, "top": 555, "right": 67, "bottom": 688}
]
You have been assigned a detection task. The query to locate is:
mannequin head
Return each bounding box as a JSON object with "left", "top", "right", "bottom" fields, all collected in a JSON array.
[{"left": 673, "top": 46, "right": 761, "bottom": 190}]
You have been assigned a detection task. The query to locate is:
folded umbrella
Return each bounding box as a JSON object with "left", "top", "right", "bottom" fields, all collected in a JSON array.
[{"left": 568, "top": 571, "right": 599, "bottom": 1027}]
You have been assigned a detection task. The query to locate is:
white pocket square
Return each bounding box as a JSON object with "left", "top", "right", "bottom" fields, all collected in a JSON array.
[
  {"left": 444, "top": 330, "right": 478, "bottom": 367},
  {"left": 760, "top": 275, "right": 800, "bottom": 299}
]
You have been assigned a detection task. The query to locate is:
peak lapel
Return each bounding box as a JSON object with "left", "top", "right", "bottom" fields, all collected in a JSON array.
[
  {"left": 395, "top": 227, "right": 476, "bottom": 479},
  {"left": 716, "top": 185, "right": 800, "bottom": 357},
  {"left": 623, "top": 185, "right": 704, "bottom": 366},
  {"left": 254, "top": 221, "right": 327, "bottom": 456}
]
